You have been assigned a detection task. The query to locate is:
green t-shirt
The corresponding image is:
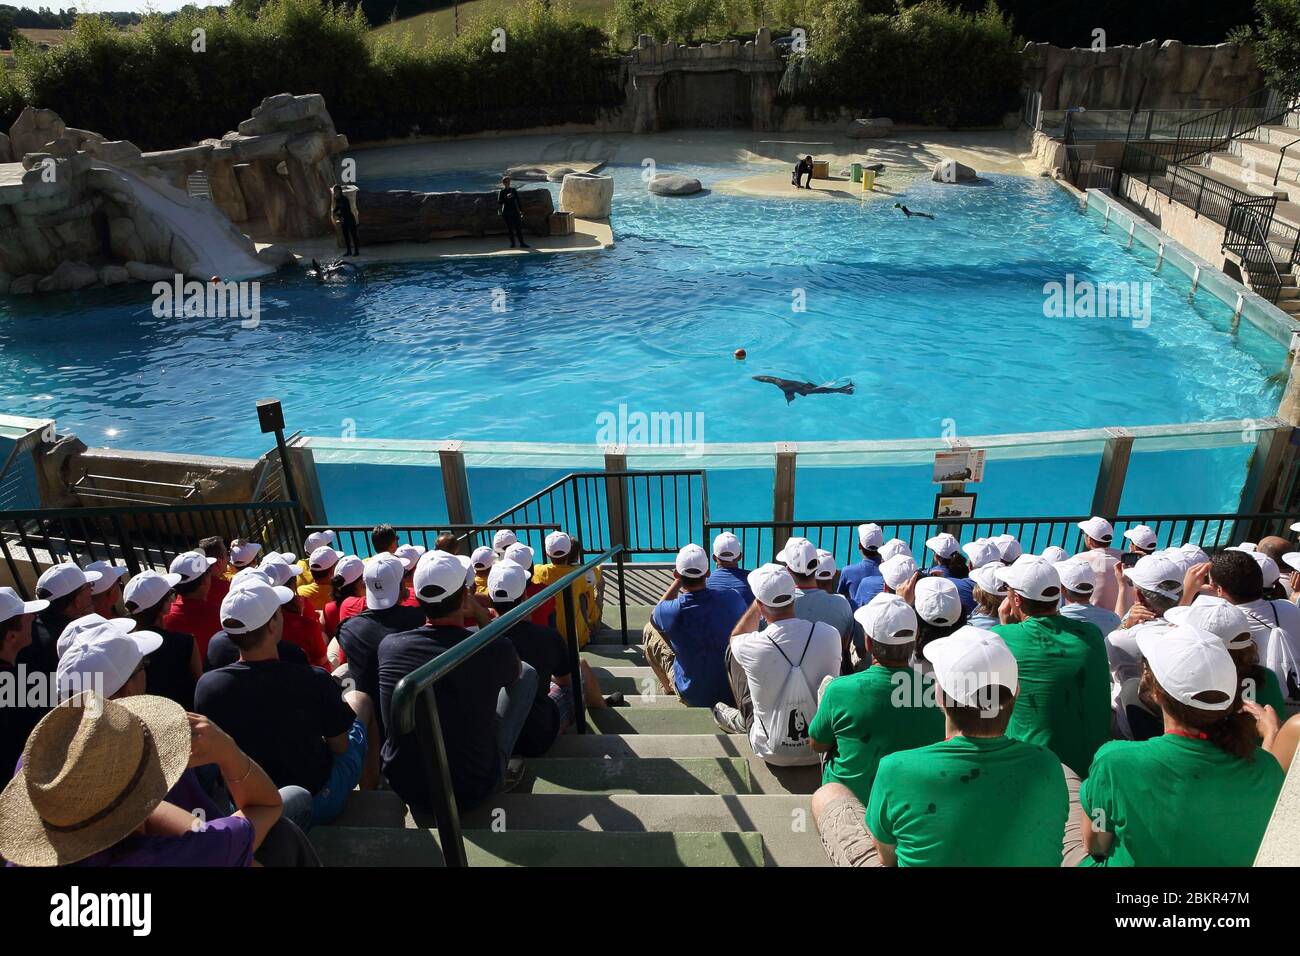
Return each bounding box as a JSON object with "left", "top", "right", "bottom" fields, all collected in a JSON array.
[
  {"left": 1242, "top": 665, "right": 1288, "bottom": 721},
  {"left": 1079, "top": 734, "right": 1285, "bottom": 867},
  {"left": 809, "top": 665, "right": 945, "bottom": 806},
  {"left": 993, "top": 615, "right": 1111, "bottom": 776},
  {"left": 866, "top": 735, "right": 1068, "bottom": 867}
]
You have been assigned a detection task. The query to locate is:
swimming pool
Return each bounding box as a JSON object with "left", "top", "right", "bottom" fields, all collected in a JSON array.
[{"left": 0, "top": 161, "right": 1286, "bottom": 522}]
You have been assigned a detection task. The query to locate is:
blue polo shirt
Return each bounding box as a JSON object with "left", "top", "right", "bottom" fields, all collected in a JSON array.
[
  {"left": 852, "top": 572, "right": 886, "bottom": 608},
  {"left": 651, "top": 587, "right": 747, "bottom": 707},
  {"left": 838, "top": 557, "right": 880, "bottom": 608},
  {"left": 707, "top": 566, "right": 754, "bottom": 606},
  {"left": 926, "top": 567, "right": 976, "bottom": 613}
]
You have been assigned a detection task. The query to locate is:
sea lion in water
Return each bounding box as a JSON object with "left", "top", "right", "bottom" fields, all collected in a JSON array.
[{"left": 753, "top": 376, "right": 855, "bottom": 404}]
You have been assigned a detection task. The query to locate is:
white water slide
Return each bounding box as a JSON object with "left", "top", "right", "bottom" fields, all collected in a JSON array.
[{"left": 92, "top": 161, "right": 274, "bottom": 281}]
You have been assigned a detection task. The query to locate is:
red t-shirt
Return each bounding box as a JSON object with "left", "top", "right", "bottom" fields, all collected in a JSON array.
[
  {"left": 524, "top": 581, "right": 555, "bottom": 629},
  {"left": 281, "top": 609, "right": 329, "bottom": 670},
  {"left": 206, "top": 575, "right": 230, "bottom": 611},
  {"left": 164, "top": 594, "right": 221, "bottom": 661}
]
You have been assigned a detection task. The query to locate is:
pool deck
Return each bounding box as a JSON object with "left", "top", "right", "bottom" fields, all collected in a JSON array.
[{"left": 252, "top": 128, "right": 1035, "bottom": 268}]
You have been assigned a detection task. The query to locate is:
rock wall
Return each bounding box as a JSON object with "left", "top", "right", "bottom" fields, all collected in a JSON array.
[
  {"left": 354, "top": 188, "right": 555, "bottom": 243},
  {"left": 0, "top": 93, "right": 347, "bottom": 294},
  {"left": 1023, "top": 40, "right": 1264, "bottom": 111}
]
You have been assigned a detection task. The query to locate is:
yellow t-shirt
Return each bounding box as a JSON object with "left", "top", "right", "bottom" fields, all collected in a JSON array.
[
  {"left": 533, "top": 562, "right": 593, "bottom": 648},
  {"left": 298, "top": 579, "right": 331, "bottom": 614},
  {"left": 474, "top": 572, "right": 490, "bottom": 596},
  {"left": 296, "top": 559, "right": 314, "bottom": 589}
]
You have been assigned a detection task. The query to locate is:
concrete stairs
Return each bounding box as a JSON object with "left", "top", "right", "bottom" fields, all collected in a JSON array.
[
  {"left": 309, "top": 599, "right": 829, "bottom": 867},
  {"left": 1178, "top": 119, "right": 1300, "bottom": 313}
]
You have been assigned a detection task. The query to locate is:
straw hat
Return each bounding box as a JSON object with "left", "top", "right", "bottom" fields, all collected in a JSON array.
[{"left": 0, "top": 691, "right": 190, "bottom": 867}]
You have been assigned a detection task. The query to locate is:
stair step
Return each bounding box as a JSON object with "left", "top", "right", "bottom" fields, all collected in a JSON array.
[
  {"left": 587, "top": 703, "right": 725, "bottom": 735},
  {"left": 328, "top": 789, "right": 411, "bottom": 829},
  {"left": 581, "top": 643, "right": 646, "bottom": 666},
  {"left": 521, "top": 756, "right": 756, "bottom": 794},
  {"left": 546, "top": 732, "right": 751, "bottom": 758},
  {"left": 458, "top": 793, "right": 829, "bottom": 867},
  {"left": 590, "top": 665, "right": 656, "bottom": 695},
  {"left": 310, "top": 826, "right": 765, "bottom": 867}
]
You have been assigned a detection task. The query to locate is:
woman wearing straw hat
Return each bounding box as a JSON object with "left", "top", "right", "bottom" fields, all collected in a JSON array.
[{"left": 0, "top": 691, "right": 284, "bottom": 867}]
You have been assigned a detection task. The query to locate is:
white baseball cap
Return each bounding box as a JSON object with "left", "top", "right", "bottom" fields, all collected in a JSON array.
[
  {"left": 858, "top": 523, "right": 884, "bottom": 550},
  {"left": 83, "top": 561, "right": 128, "bottom": 596},
  {"left": 1078, "top": 516, "right": 1114, "bottom": 544},
  {"left": 493, "top": 529, "right": 518, "bottom": 555},
  {"left": 230, "top": 566, "right": 275, "bottom": 590},
  {"left": 309, "top": 546, "right": 344, "bottom": 572},
  {"left": 750, "top": 563, "right": 796, "bottom": 608},
  {"left": 470, "top": 546, "right": 497, "bottom": 572},
  {"left": 854, "top": 594, "right": 918, "bottom": 645},
  {"left": 394, "top": 544, "right": 426, "bottom": 571},
  {"left": 992, "top": 534, "right": 1022, "bottom": 562},
  {"left": 879, "top": 554, "right": 917, "bottom": 591},
  {"left": 255, "top": 557, "right": 299, "bottom": 588},
  {"left": 1122, "top": 554, "right": 1184, "bottom": 601},
  {"left": 332, "top": 555, "right": 365, "bottom": 586},
  {"left": 304, "top": 530, "right": 337, "bottom": 553},
  {"left": 486, "top": 561, "right": 530, "bottom": 603},
  {"left": 228, "top": 540, "right": 262, "bottom": 566},
  {"left": 412, "top": 551, "right": 473, "bottom": 603},
  {"left": 220, "top": 580, "right": 293, "bottom": 634},
  {"left": 364, "top": 553, "right": 407, "bottom": 610},
  {"left": 995, "top": 558, "right": 1061, "bottom": 603},
  {"left": 35, "top": 563, "right": 101, "bottom": 602},
  {"left": 1123, "top": 525, "right": 1158, "bottom": 552},
  {"left": 56, "top": 620, "right": 163, "bottom": 700},
  {"left": 169, "top": 550, "right": 216, "bottom": 584},
  {"left": 962, "top": 538, "right": 1001, "bottom": 569},
  {"left": 879, "top": 539, "right": 912, "bottom": 561},
  {"left": 1243, "top": 550, "right": 1281, "bottom": 588},
  {"left": 122, "top": 570, "right": 182, "bottom": 615},
  {"left": 503, "top": 542, "right": 535, "bottom": 569},
  {"left": 544, "top": 531, "right": 573, "bottom": 558},
  {"left": 1166, "top": 598, "right": 1253, "bottom": 651},
  {"left": 55, "top": 612, "right": 138, "bottom": 658},
  {"left": 815, "top": 549, "right": 836, "bottom": 581},
  {"left": 712, "top": 532, "right": 742, "bottom": 561},
  {"left": 675, "top": 544, "right": 710, "bottom": 579},
  {"left": 1054, "top": 558, "right": 1097, "bottom": 595},
  {"left": 923, "top": 626, "right": 1019, "bottom": 706},
  {"left": 1038, "top": 546, "right": 1069, "bottom": 564},
  {"left": 1233, "top": 542, "right": 1258, "bottom": 553},
  {"left": 970, "top": 564, "right": 1007, "bottom": 597},
  {"left": 1137, "top": 623, "right": 1238, "bottom": 711},
  {"left": 925, "top": 533, "right": 960, "bottom": 560},
  {"left": 914, "top": 576, "right": 961, "bottom": 626},
  {"left": 779, "top": 537, "right": 819, "bottom": 576},
  {"left": 0, "top": 586, "right": 48, "bottom": 625}
]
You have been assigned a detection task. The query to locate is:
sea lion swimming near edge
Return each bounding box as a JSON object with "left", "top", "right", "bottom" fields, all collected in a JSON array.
[{"left": 753, "top": 375, "right": 855, "bottom": 404}]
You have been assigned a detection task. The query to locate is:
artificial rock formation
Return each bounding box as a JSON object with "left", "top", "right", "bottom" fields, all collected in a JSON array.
[
  {"left": 353, "top": 187, "right": 556, "bottom": 243},
  {"left": 931, "top": 158, "right": 978, "bottom": 183},
  {"left": 0, "top": 94, "right": 349, "bottom": 294},
  {"left": 558, "top": 173, "right": 613, "bottom": 218},
  {"left": 647, "top": 173, "right": 703, "bottom": 196}
]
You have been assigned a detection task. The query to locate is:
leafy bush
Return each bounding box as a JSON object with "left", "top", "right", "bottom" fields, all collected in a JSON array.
[
  {"left": 5, "top": 0, "right": 625, "bottom": 149},
  {"left": 1232, "top": 0, "right": 1300, "bottom": 99},
  {"left": 606, "top": 0, "right": 819, "bottom": 46},
  {"left": 787, "top": 0, "right": 1023, "bottom": 128}
]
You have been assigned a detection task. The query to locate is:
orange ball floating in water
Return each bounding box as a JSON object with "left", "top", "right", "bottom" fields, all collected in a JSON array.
[{"left": 734, "top": 348, "right": 747, "bottom": 360}]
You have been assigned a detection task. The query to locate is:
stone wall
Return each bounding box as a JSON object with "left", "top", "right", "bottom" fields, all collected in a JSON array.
[{"left": 1023, "top": 40, "right": 1264, "bottom": 111}]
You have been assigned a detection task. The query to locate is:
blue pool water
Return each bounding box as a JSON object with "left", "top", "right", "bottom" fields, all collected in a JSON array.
[{"left": 0, "top": 161, "right": 1286, "bottom": 523}]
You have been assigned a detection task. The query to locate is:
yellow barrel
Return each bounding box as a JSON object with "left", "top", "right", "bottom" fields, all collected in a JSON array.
[{"left": 861, "top": 170, "right": 876, "bottom": 191}]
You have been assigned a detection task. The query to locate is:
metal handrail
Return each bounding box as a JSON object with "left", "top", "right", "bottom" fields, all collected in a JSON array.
[
  {"left": 389, "top": 545, "right": 622, "bottom": 867},
  {"left": 1276, "top": 136, "right": 1300, "bottom": 187},
  {"left": 1225, "top": 200, "right": 1285, "bottom": 305}
]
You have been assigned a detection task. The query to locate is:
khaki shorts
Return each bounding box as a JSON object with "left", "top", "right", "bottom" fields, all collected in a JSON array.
[
  {"left": 641, "top": 622, "right": 678, "bottom": 695},
  {"left": 817, "top": 793, "right": 883, "bottom": 868}
]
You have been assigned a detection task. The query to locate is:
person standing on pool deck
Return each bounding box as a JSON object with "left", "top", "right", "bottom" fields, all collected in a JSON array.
[
  {"left": 331, "top": 184, "right": 359, "bottom": 258},
  {"left": 498, "top": 177, "right": 529, "bottom": 249}
]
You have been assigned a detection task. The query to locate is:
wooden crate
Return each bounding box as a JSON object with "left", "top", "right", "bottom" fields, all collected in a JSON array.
[
  {"left": 549, "top": 211, "right": 576, "bottom": 236},
  {"left": 811, "top": 160, "right": 830, "bottom": 179}
]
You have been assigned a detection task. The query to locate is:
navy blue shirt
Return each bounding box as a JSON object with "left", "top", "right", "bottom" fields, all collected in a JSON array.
[
  {"left": 337, "top": 605, "right": 426, "bottom": 738},
  {"left": 707, "top": 566, "right": 754, "bottom": 606},
  {"left": 206, "top": 631, "right": 307, "bottom": 670},
  {"left": 194, "top": 658, "right": 356, "bottom": 795},
  {"left": 651, "top": 587, "right": 747, "bottom": 707},
  {"left": 378, "top": 625, "right": 519, "bottom": 811},
  {"left": 926, "top": 567, "right": 977, "bottom": 613},
  {"left": 838, "top": 557, "right": 880, "bottom": 608}
]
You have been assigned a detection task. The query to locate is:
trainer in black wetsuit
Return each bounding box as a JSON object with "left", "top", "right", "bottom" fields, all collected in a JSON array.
[
  {"left": 793, "top": 155, "right": 813, "bottom": 189},
  {"left": 332, "top": 185, "right": 360, "bottom": 256},
  {"left": 498, "top": 177, "right": 529, "bottom": 249}
]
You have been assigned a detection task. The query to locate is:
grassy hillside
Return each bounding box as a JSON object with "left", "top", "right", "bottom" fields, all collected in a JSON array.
[{"left": 373, "top": 0, "right": 614, "bottom": 44}]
